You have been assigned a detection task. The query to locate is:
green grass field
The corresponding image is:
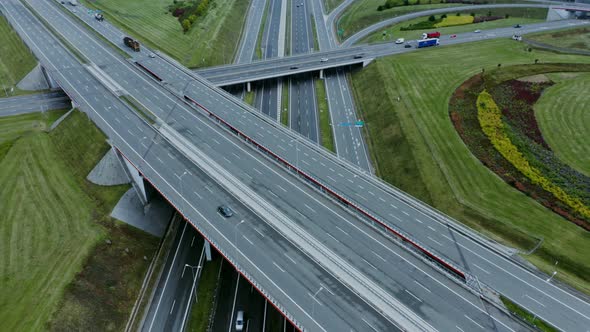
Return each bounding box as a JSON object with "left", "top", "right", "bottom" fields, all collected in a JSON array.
[
  {"left": 0, "top": 15, "right": 38, "bottom": 96},
  {"left": 350, "top": 39, "right": 590, "bottom": 293},
  {"left": 361, "top": 10, "right": 545, "bottom": 44},
  {"left": 0, "top": 111, "right": 105, "bottom": 331},
  {"left": 0, "top": 110, "right": 157, "bottom": 330},
  {"left": 535, "top": 72, "right": 590, "bottom": 177},
  {"left": 324, "top": 0, "right": 345, "bottom": 13},
  {"left": 82, "top": 0, "right": 250, "bottom": 67},
  {"left": 338, "top": 1, "right": 458, "bottom": 40},
  {"left": 529, "top": 27, "right": 590, "bottom": 51}
]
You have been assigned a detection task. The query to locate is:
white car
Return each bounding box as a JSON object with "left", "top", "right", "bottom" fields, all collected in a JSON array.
[
  {"left": 320, "top": 57, "right": 329, "bottom": 62},
  {"left": 474, "top": 29, "right": 481, "bottom": 33},
  {"left": 395, "top": 38, "right": 405, "bottom": 44},
  {"left": 235, "top": 310, "right": 244, "bottom": 331}
]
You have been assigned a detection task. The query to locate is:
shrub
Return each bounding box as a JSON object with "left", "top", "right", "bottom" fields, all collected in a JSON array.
[
  {"left": 428, "top": 15, "right": 436, "bottom": 22},
  {"left": 188, "top": 14, "right": 197, "bottom": 23},
  {"left": 182, "top": 19, "right": 191, "bottom": 32},
  {"left": 172, "top": 7, "right": 185, "bottom": 17}
]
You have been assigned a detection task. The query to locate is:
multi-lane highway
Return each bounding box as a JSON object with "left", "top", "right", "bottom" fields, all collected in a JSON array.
[
  {"left": 8, "top": 0, "right": 590, "bottom": 330},
  {"left": 289, "top": 0, "right": 319, "bottom": 142},
  {"left": 0, "top": 90, "right": 70, "bottom": 117},
  {"left": 1, "top": 2, "right": 403, "bottom": 330}
]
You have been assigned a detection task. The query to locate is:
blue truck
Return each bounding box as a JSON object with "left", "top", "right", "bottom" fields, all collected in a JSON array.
[{"left": 417, "top": 38, "right": 439, "bottom": 48}]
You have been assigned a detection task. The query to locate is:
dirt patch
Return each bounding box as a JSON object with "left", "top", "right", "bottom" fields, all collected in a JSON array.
[{"left": 517, "top": 74, "right": 550, "bottom": 83}]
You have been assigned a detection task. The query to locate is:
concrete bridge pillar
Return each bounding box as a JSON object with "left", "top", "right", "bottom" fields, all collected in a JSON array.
[
  {"left": 246, "top": 81, "right": 251, "bottom": 92},
  {"left": 205, "top": 241, "right": 212, "bottom": 261},
  {"left": 319, "top": 69, "right": 324, "bottom": 79},
  {"left": 115, "top": 149, "right": 149, "bottom": 205}
]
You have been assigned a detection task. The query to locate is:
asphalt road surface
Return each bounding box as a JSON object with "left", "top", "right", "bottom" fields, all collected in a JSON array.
[
  {"left": 0, "top": 90, "right": 70, "bottom": 117},
  {"left": 141, "top": 221, "right": 204, "bottom": 332},
  {"left": 11, "top": 0, "right": 590, "bottom": 330}
]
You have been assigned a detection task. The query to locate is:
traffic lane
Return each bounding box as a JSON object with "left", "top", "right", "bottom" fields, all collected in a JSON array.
[
  {"left": 230, "top": 275, "right": 266, "bottom": 332},
  {"left": 289, "top": 74, "right": 318, "bottom": 142},
  {"left": 188, "top": 127, "right": 522, "bottom": 332},
  {"left": 0, "top": 99, "right": 70, "bottom": 116},
  {"left": 11, "top": 5, "right": 394, "bottom": 331},
  {"left": 212, "top": 263, "right": 239, "bottom": 332},
  {"left": 166, "top": 229, "right": 205, "bottom": 332},
  {"left": 235, "top": 0, "right": 267, "bottom": 63},
  {"left": 27, "top": 1, "right": 590, "bottom": 330}
]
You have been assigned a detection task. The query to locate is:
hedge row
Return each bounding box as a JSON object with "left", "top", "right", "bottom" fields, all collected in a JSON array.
[{"left": 477, "top": 91, "right": 590, "bottom": 218}]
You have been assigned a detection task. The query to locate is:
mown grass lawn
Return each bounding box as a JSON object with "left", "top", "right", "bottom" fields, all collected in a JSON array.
[
  {"left": 0, "top": 15, "right": 38, "bottom": 96},
  {"left": 350, "top": 38, "right": 590, "bottom": 293},
  {"left": 324, "top": 0, "right": 345, "bottom": 13},
  {"left": 0, "top": 110, "right": 157, "bottom": 331},
  {"left": 361, "top": 11, "right": 545, "bottom": 44},
  {"left": 535, "top": 72, "right": 590, "bottom": 177},
  {"left": 81, "top": 0, "right": 250, "bottom": 67},
  {"left": 0, "top": 111, "right": 105, "bottom": 331},
  {"left": 529, "top": 27, "right": 590, "bottom": 51}
]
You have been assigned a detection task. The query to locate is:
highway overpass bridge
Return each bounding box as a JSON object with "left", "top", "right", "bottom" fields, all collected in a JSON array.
[
  {"left": 195, "top": 19, "right": 589, "bottom": 87},
  {"left": 4, "top": 0, "right": 590, "bottom": 331}
]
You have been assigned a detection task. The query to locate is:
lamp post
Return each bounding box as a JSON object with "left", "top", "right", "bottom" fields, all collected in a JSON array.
[
  {"left": 178, "top": 171, "right": 187, "bottom": 217},
  {"left": 183, "top": 264, "right": 202, "bottom": 303},
  {"left": 546, "top": 260, "right": 558, "bottom": 283},
  {"left": 234, "top": 220, "right": 245, "bottom": 255},
  {"left": 311, "top": 286, "right": 323, "bottom": 316}
]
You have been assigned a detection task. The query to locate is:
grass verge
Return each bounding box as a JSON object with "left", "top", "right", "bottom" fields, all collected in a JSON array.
[
  {"left": 81, "top": 0, "right": 250, "bottom": 67},
  {"left": 186, "top": 255, "right": 223, "bottom": 332},
  {"left": 120, "top": 95, "right": 156, "bottom": 124},
  {"left": 255, "top": 0, "right": 272, "bottom": 60},
  {"left": 528, "top": 27, "right": 590, "bottom": 52},
  {"left": 501, "top": 296, "right": 557, "bottom": 332},
  {"left": 350, "top": 38, "right": 590, "bottom": 293},
  {"left": 0, "top": 15, "right": 38, "bottom": 95},
  {"left": 324, "top": 0, "right": 345, "bottom": 13},
  {"left": 315, "top": 78, "right": 334, "bottom": 152},
  {"left": 244, "top": 90, "right": 255, "bottom": 106},
  {"left": 281, "top": 80, "right": 289, "bottom": 127},
  {"left": 535, "top": 72, "right": 590, "bottom": 176}
]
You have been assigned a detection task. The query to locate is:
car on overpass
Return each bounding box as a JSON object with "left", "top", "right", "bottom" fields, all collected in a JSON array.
[{"left": 217, "top": 205, "right": 234, "bottom": 218}]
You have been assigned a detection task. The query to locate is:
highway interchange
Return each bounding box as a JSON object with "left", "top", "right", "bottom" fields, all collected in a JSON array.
[{"left": 2, "top": 0, "right": 590, "bottom": 330}]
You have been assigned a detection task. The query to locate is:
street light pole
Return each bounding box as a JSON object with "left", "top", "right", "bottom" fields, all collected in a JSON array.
[
  {"left": 184, "top": 264, "right": 202, "bottom": 303},
  {"left": 179, "top": 171, "right": 188, "bottom": 217},
  {"left": 546, "top": 260, "right": 558, "bottom": 283},
  {"left": 311, "top": 286, "right": 323, "bottom": 316}
]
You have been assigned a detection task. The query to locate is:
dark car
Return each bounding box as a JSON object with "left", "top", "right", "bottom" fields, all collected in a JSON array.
[
  {"left": 514, "top": 24, "right": 522, "bottom": 28},
  {"left": 404, "top": 44, "right": 412, "bottom": 48},
  {"left": 353, "top": 54, "right": 364, "bottom": 59},
  {"left": 290, "top": 66, "right": 299, "bottom": 70},
  {"left": 217, "top": 205, "right": 234, "bottom": 218}
]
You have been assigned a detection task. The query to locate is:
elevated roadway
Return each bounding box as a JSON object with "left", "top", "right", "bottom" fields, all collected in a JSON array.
[
  {"left": 196, "top": 19, "right": 588, "bottom": 86},
  {"left": 12, "top": 0, "right": 590, "bottom": 330}
]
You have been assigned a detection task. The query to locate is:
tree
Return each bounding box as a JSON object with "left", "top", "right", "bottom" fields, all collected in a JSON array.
[
  {"left": 441, "top": 14, "right": 447, "bottom": 19},
  {"left": 428, "top": 15, "right": 436, "bottom": 21},
  {"left": 182, "top": 19, "right": 191, "bottom": 32},
  {"left": 377, "top": 5, "right": 384, "bottom": 11},
  {"left": 403, "top": 0, "right": 409, "bottom": 6},
  {"left": 456, "top": 12, "right": 461, "bottom": 16},
  {"left": 188, "top": 14, "right": 197, "bottom": 23}
]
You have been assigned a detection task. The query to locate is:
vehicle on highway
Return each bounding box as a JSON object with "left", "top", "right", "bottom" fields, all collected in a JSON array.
[
  {"left": 404, "top": 43, "right": 412, "bottom": 48},
  {"left": 395, "top": 38, "right": 405, "bottom": 44},
  {"left": 149, "top": 53, "right": 156, "bottom": 58},
  {"left": 450, "top": 34, "right": 457, "bottom": 38},
  {"left": 514, "top": 24, "right": 522, "bottom": 28},
  {"left": 417, "top": 38, "right": 439, "bottom": 48},
  {"left": 290, "top": 66, "right": 299, "bottom": 70},
  {"left": 421, "top": 31, "right": 440, "bottom": 39},
  {"left": 320, "top": 57, "right": 329, "bottom": 62},
  {"left": 235, "top": 310, "right": 244, "bottom": 331},
  {"left": 217, "top": 205, "right": 234, "bottom": 218},
  {"left": 123, "top": 36, "right": 140, "bottom": 52},
  {"left": 474, "top": 29, "right": 481, "bottom": 33},
  {"left": 353, "top": 54, "right": 364, "bottom": 59},
  {"left": 68, "top": 0, "right": 77, "bottom": 5},
  {"left": 94, "top": 13, "right": 104, "bottom": 21},
  {"left": 512, "top": 34, "right": 523, "bottom": 41}
]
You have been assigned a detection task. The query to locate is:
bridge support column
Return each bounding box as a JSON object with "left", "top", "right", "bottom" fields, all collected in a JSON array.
[
  {"left": 115, "top": 148, "right": 148, "bottom": 205},
  {"left": 204, "top": 241, "right": 212, "bottom": 261},
  {"left": 246, "top": 81, "right": 251, "bottom": 92},
  {"left": 319, "top": 69, "right": 324, "bottom": 79}
]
